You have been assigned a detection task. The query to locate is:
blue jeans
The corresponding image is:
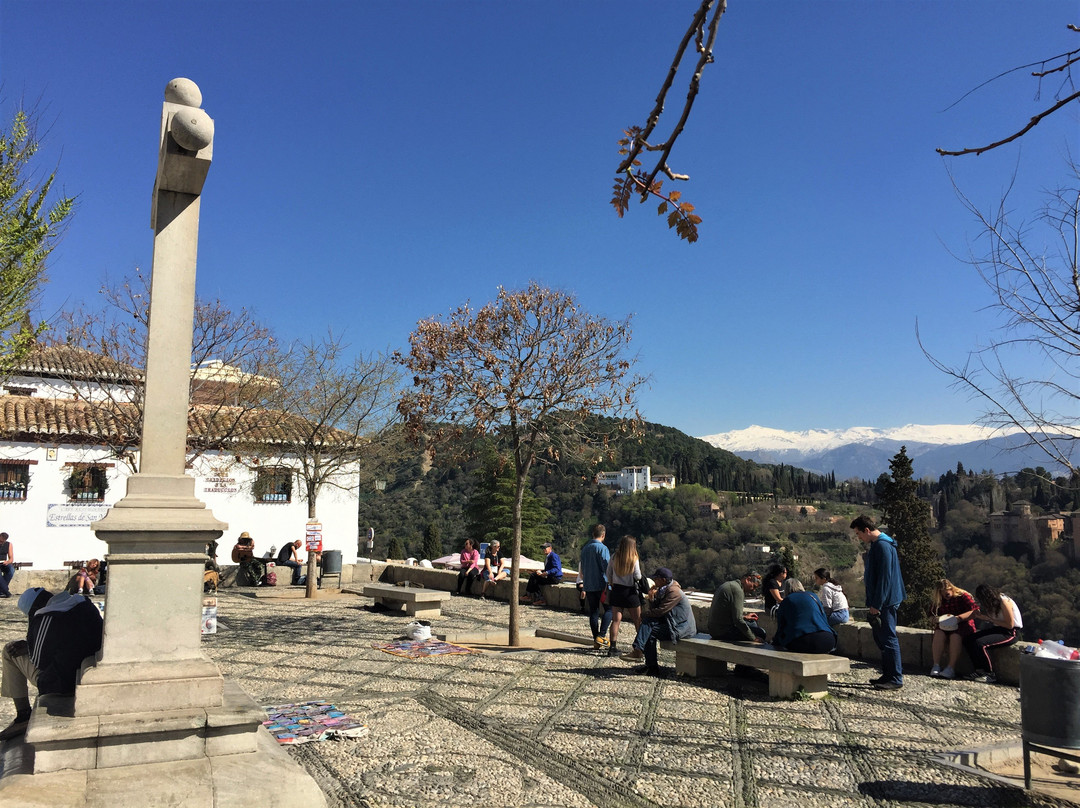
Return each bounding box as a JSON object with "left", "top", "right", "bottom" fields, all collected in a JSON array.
[
  {"left": 633, "top": 618, "right": 673, "bottom": 671},
  {"left": 827, "top": 609, "right": 850, "bottom": 626},
  {"left": 586, "top": 590, "right": 612, "bottom": 640},
  {"left": 872, "top": 605, "right": 902, "bottom": 684},
  {"left": 277, "top": 560, "right": 302, "bottom": 585},
  {"left": 0, "top": 564, "right": 11, "bottom": 597}
]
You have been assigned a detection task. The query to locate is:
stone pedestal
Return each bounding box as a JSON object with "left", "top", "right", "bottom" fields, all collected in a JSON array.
[{"left": 4, "top": 78, "right": 327, "bottom": 806}]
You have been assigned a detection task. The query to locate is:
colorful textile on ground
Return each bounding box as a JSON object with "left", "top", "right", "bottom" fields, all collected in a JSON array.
[
  {"left": 371, "top": 638, "right": 479, "bottom": 659},
  {"left": 262, "top": 700, "right": 369, "bottom": 745}
]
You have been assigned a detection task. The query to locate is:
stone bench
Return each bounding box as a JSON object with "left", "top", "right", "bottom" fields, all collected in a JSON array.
[
  {"left": 661, "top": 635, "right": 850, "bottom": 699},
  {"left": 357, "top": 583, "right": 451, "bottom": 618}
]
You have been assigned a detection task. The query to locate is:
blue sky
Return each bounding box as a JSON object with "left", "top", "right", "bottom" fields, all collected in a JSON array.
[{"left": 1, "top": 1, "right": 1077, "bottom": 438}]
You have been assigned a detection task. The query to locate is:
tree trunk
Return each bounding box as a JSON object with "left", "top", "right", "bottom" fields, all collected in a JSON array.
[
  {"left": 306, "top": 495, "right": 318, "bottom": 599},
  {"left": 508, "top": 474, "right": 525, "bottom": 647}
]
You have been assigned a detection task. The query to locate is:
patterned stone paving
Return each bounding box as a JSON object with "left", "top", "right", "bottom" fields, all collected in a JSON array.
[{"left": 0, "top": 592, "right": 1073, "bottom": 808}]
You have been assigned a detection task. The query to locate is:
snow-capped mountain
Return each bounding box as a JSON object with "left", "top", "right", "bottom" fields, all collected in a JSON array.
[{"left": 698, "top": 424, "right": 1063, "bottom": 480}]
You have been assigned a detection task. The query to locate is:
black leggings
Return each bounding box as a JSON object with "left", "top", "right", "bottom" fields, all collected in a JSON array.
[
  {"left": 457, "top": 568, "right": 480, "bottom": 594},
  {"left": 964, "top": 626, "right": 1018, "bottom": 672}
]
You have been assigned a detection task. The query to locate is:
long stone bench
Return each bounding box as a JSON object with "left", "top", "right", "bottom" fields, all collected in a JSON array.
[
  {"left": 353, "top": 583, "right": 451, "bottom": 618},
  {"left": 661, "top": 635, "right": 850, "bottom": 699}
]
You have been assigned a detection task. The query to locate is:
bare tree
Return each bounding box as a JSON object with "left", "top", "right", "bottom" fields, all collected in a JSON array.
[
  {"left": 937, "top": 23, "right": 1080, "bottom": 157},
  {"left": 611, "top": 0, "right": 726, "bottom": 243},
  {"left": 396, "top": 283, "right": 645, "bottom": 645},
  {"left": 49, "top": 269, "right": 278, "bottom": 470},
  {"left": 256, "top": 335, "right": 401, "bottom": 597},
  {"left": 920, "top": 162, "right": 1080, "bottom": 473}
]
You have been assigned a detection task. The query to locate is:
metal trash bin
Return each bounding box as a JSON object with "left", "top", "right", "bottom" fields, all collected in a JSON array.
[
  {"left": 321, "top": 549, "right": 342, "bottom": 575},
  {"left": 1019, "top": 653, "right": 1080, "bottom": 787}
]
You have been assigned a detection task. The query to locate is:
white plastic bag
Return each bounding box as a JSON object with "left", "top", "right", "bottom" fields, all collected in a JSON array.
[{"left": 405, "top": 621, "right": 432, "bottom": 641}]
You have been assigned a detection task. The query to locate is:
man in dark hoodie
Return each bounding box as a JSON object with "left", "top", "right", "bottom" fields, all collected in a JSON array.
[
  {"left": 852, "top": 514, "right": 907, "bottom": 691},
  {"left": 619, "top": 568, "right": 696, "bottom": 677},
  {"left": 0, "top": 587, "right": 103, "bottom": 741}
]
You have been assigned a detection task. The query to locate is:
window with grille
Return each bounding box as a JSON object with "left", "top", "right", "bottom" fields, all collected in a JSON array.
[
  {"left": 254, "top": 468, "right": 292, "bottom": 503},
  {"left": 0, "top": 463, "right": 29, "bottom": 501},
  {"left": 67, "top": 465, "right": 108, "bottom": 502}
]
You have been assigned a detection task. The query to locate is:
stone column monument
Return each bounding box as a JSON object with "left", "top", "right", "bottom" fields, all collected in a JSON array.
[{"left": 14, "top": 79, "right": 325, "bottom": 807}]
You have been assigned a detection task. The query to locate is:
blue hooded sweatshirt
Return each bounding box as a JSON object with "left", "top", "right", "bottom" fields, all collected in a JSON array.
[{"left": 863, "top": 532, "right": 906, "bottom": 610}]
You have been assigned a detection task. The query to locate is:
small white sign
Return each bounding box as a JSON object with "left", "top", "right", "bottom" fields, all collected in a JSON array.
[{"left": 46, "top": 503, "right": 110, "bottom": 527}]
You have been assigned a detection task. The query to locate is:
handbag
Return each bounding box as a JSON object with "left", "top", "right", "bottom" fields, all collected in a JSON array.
[{"left": 937, "top": 614, "right": 959, "bottom": 632}]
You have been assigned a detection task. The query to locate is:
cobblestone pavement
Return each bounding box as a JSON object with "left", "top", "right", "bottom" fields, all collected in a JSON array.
[{"left": 0, "top": 593, "right": 1074, "bottom": 808}]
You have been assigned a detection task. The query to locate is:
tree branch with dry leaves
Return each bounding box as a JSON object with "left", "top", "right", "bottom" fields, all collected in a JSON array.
[
  {"left": 611, "top": 0, "right": 726, "bottom": 243},
  {"left": 395, "top": 283, "right": 645, "bottom": 645},
  {"left": 937, "top": 23, "right": 1080, "bottom": 157}
]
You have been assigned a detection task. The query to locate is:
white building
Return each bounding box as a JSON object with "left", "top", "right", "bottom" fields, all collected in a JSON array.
[
  {"left": 595, "top": 465, "right": 676, "bottom": 494},
  {"left": 0, "top": 346, "right": 359, "bottom": 570}
]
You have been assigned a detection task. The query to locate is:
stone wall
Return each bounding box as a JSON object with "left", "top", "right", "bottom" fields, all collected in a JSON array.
[
  {"left": 375, "top": 564, "right": 1031, "bottom": 686},
  {"left": 10, "top": 560, "right": 1026, "bottom": 686}
]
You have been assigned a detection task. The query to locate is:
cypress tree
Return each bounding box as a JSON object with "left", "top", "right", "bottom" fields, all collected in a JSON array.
[
  {"left": 880, "top": 446, "right": 943, "bottom": 628},
  {"left": 466, "top": 463, "right": 553, "bottom": 559},
  {"left": 386, "top": 535, "right": 405, "bottom": 561},
  {"left": 421, "top": 522, "right": 442, "bottom": 562}
]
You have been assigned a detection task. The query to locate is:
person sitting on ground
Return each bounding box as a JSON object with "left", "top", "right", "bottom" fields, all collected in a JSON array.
[
  {"left": 0, "top": 587, "right": 104, "bottom": 741},
  {"left": 708, "top": 571, "right": 766, "bottom": 643},
  {"left": 276, "top": 540, "right": 303, "bottom": 586},
  {"left": 605, "top": 535, "right": 643, "bottom": 656},
  {"left": 762, "top": 563, "right": 787, "bottom": 615},
  {"left": 68, "top": 559, "right": 100, "bottom": 596},
  {"left": 963, "top": 584, "right": 1022, "bottom": 684},
  {"left": 772, "top": 586, "right": 837, "bottom": 654},
  {"left": 620, "top": 568, "right": 697, "bottom": 677},
  {"left": 456, "top": 539, "right": 482, "bottom": 596},
  {"left": 522, "top": 542, "right": 562, "bottom": 606},
  {"left": 231, "top": 532, "right": 267, "bottom": 586},
  {"left": 479, "top": 540, "right": 508, "bottom": 599},
  {"left": 928, "top": 578, "right": 978, "bottom": 679},
  {"left": 813, "top": 567, "right": 850, "bottom": 626}
]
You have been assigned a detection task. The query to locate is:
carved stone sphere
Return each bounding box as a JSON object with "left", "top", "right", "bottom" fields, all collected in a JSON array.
[
  {"left": 170, "top": 108, "right": 214, "bottom": 151},
  {"left": 165, "top": 78, "right": 202, "bottom": 108}
]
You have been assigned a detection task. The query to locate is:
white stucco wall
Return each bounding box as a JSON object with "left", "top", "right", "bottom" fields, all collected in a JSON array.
[{"left": 0, "top": 441, "right": 359, "bottom": 570}]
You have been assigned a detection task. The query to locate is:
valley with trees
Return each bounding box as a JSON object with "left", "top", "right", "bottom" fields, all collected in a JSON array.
[{"left": 360, "top": 418, "right": 1080, "bottom": 646}]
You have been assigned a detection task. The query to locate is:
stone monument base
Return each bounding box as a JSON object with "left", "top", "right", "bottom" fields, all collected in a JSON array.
[{"left": 0, "top": 680, "right": 325, "bottom": 807}]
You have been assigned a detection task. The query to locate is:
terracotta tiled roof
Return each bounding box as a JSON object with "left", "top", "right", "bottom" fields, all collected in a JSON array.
[
  {"left": 0, "top": 396, "right": 356, "bottom": 448},
  {"left": 14, "top": 345, "right": 142, "bottom": 383},
  {"left": 0, "top": 396, "right": 134, "bottom": 442}
]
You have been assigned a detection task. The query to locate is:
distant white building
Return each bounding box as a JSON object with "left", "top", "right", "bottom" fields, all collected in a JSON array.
[
  {"left": 595, "top": 465, "right": 676, "bottom": 494},
  {"left": 0, "top": 346, "right": 359, "bottom": 570}
]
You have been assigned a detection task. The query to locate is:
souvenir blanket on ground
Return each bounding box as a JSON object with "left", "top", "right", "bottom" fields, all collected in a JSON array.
[
  {"left": 262, "top": 700, "right": 369, "bottom": 745},
  {"left": 371, "top": 638, "right": 479, "bottom": 659}
]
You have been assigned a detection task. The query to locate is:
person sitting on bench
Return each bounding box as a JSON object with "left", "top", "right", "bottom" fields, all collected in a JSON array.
[
  {"left": 231, "top": 532, "right": 266, "bottom": 586},
  {"left": 771, "top": 581, "right": 836, "bottom": 654},
  {"left": 708, "top": 571, "right": 766, "bottom": 643},
  {"left": 276, "top": 540, "right": 303, "bottom": 585}
]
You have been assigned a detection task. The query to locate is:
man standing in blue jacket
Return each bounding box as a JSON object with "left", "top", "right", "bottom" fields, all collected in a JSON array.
[
  {"left": 579, "top": 524, "right": 612, "bottom": 650},
  {"left": 852, "top": 515, "right": 907, "bottom": 690}
]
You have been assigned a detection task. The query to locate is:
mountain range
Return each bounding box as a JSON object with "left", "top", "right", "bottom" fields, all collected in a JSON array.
[{"left": 698, "top": 424, "right": 1071, "bottom": 481}]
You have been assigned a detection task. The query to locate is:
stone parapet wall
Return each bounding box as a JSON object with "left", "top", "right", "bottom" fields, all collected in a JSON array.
[
  {"left": 374, "top": 565, "right": 1030, "bottom": 686},
  {"left": 9, "top": 561, "right": 1027, "bottom": 685}
]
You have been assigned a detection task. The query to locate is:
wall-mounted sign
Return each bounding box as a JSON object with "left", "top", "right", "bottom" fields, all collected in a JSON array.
[
  {"left": 47, "top": 502, "right": 110, "bottom": 527},
  {"left": 202, "top": 477, "right": 240, "bottom": 495}
]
